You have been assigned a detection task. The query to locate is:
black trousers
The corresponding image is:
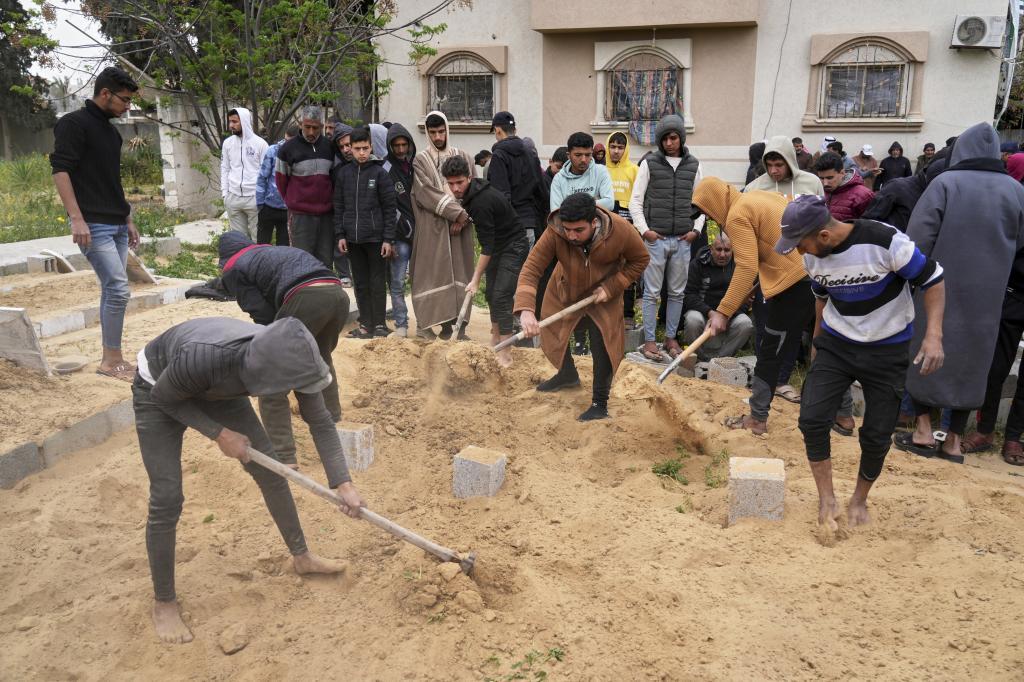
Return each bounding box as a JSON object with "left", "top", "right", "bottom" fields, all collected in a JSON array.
[
  {"left": 133, "top": 377, "right": 307, "bottom": 602},
  {"left": 752, "top": 284, "right": 800, "bottom": 385},
  {"left": 799, "top": 334, "right": 908, "bottom": 481},
  {"left": 978, "top": 290, "right": 1024, "bottom": 441},
  {"left": 485, "top": 235, "right": 528, "bottom": 335},
  {"left": 257, "top": 206, "right": 289, "bottom": 246},
  {"left": 289, "top": 213, "right": 334, "bottom": 268},
  {"left": 347, "top": 241, "right": 387, "bottom": 329},
  {"left": 556, "top": 315, "right": 613, "bottom": 406},
  {"left": 750, "top": 280, "right": 815, "bottom": 421},
  {"left": 259, "top": 284, "right": 348, "bottom": 464}
]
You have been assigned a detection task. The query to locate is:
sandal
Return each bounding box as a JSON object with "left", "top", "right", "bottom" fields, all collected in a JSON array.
[
  {"left": 1003, "top": 440, "right": 1024, "bottom": 466},
  {"left": 663, "top": 340, "right": 683, "bottom": 359},
  {"left": 775, "top": 384, "right": 801, "bottom": 403},
  {"left": 347, "top": 326, "right": 372, "bottom": 339},
  {"left": 892, "top": 432, "right": 965, "bottom": 464},
  {"left": 96, "top": 362, "right": 135, "bottom": 383},
  {"left": 641, "top": 343, "right": 665, "bottom": 362},
  {"left": 832, "top": 419, "right": 854, "bottom": 437},
  {"left": 960, "top": 431, "right": 995, "bottom": 454}
]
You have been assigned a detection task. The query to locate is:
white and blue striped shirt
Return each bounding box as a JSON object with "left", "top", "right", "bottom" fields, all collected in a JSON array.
[{"left": 805, "top": 220, "right": 943, "bottom": 345}]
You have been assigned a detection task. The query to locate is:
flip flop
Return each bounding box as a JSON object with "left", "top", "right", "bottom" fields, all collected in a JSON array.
[
  {"left": 663, "top": 344, "right": 683, "bottom": 360},
  {"left": 641, "top": 346, "right": 665, "bottom": 362},
  {"left": 960, "top": 432, "right": 994, "bottom": 454},
  {"left": 775, "top": 385, "right": 801, "bottom": 403},
  {"left": 1003, "top": 441, "right": 1024, "bottom": 466},
  {"left": 892, "top": 431, "right": 965, "bottom": 464},
  {"left": 96, "top": 362, "right": 135, "bottom": 383},
  {"left": 832, "top": 421, "right": 854, "bottom": 437}
]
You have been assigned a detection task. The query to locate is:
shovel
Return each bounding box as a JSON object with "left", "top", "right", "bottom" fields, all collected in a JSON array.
[
  {"left": 246, "top": 447, "right": 477, "bottom": 575},
  {"left": 657, "top": 328, "right": 713, "bottom": 384},
  {"left": 450, "top": 289, "right": 474, "bottom": 342},
  {"left": 492, "top": 294, "right": 598, "bottom": 352}
]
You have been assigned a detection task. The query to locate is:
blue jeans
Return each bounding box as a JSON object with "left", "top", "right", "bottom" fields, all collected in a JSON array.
[
  {"left": 642, "top": 236, "right": 690, "bottom": 342},
  {"left": 387, "top": 240, "right": 412, "bottom": 329},
  {"left": 80, "top": 223, "right": 130, "bottom": 350}
]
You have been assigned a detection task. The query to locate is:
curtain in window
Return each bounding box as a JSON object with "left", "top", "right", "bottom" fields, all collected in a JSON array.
[{"left": 612, "top": 68, "right": 683, "bottom": 145}]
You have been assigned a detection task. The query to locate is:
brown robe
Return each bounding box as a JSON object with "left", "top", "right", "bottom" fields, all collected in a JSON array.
[
  {"left": 409, "top": 110, "right": 476, "bottom": 329},
  {"left": 513, "top": 208, "right": 649, "bottom": 373}
]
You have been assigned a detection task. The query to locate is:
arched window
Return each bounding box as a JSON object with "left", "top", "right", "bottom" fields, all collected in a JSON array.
[
  {"left": 820, "top": 41, "right": 912, "bottom": 119},
  {"left": 428, "top": 54, "right": 495, "bottom": 123}
]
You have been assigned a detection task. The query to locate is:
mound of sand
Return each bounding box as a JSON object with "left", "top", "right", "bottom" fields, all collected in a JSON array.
[{"left": 1, "top": 326, "right": 1023, "bottom": 678}]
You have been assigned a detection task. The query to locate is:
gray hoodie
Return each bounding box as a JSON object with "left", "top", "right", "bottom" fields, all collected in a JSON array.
[
  {"left": 743, "top": 134, "right": 823, "bottom": 198},
  {"left": 549, "top": 156, "right": 614, "bottom": 212}
]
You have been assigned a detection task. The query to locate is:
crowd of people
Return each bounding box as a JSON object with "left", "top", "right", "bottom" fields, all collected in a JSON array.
[{"left": 50, "top": 66, "right": 1024, "bottom": 644}]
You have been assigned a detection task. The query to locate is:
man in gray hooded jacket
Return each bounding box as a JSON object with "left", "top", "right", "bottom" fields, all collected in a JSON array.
[{"left": 132, "top": 317, "right": 364, "bottom": 644}]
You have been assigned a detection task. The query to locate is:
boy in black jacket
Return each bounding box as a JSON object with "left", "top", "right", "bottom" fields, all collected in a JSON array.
[
  {"left": 441, "top": 155, "right": 529, "bottom": 366},
  {"left": 333, "top": 126, "right": 397, "bottom": 338},
  {"left": 383, "top": 123, "right": 417, "bottom": 337},
  {"left": 218, "top": 231, "right": 350, "bottom": 467}
]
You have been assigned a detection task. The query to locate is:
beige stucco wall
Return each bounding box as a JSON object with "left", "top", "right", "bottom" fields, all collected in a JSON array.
[
  {"left": 751, "top": 0, "right": 1009, "bottom": 159},
  {"left": 530, "top": 0, "right": 759, "bottom": 32}
]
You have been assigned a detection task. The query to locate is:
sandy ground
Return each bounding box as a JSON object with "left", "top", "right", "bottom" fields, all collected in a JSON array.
[
  {"left": 0, "top": 271, "right": 189, "bottom": 319},
  {"left": 2, "top": 319, "right": 1023, "bottom": 679}
]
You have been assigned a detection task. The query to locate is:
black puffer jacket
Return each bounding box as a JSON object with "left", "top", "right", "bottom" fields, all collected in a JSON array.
[
  {"left": 332, "top": 159, "right": 397, "bottom": 244},
  {"left": 218, "top": 231, "right": 339, "bottom": 325},
  {"left": 488, "top": 135, "right": 547, "bottom": 230},
  {"left": 683, "top": 245, "right": 740, "bottom": 316},
  {"left": 461, "top": 178, "right": 525, "bottom": 256},
  {"left": 384, "top": 123, "right": 417, "bottom": 242}
]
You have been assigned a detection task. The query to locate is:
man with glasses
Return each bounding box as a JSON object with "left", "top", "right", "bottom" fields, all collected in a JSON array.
[{"left": 51, "top": 66, "right": 141, "bottom": 382}]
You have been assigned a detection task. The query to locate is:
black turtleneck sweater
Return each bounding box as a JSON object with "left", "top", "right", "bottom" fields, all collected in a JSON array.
[{"left": 50, "top": 100, "right": 131, "bottom": 224}]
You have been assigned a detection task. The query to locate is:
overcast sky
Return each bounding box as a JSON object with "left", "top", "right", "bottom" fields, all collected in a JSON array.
[{"left": 32, "top": 0, "right": 107, "bottom": 83}]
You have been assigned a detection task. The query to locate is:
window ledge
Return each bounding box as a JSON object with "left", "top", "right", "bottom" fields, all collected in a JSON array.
[
  {"left": 801, "top": 115, "right": 923, "bottom": 132},
  {"left": 417, "top": 121, "right": 494, "bottom": 133},
  {"left": 591, "top": 120, "right": 696, "bottom": 137}
]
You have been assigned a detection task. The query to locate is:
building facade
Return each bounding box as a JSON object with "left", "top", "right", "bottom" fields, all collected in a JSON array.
[{"left": 376, "top": 0, "right": 1017, "bottom": 182}]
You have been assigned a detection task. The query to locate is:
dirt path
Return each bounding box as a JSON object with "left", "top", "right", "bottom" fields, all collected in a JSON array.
[
  {"left": 0, "top": 271, "right": 179, "bottom": 319},
  {"left": 1, "top": 336, "right": 1022, "bottom": 679}
]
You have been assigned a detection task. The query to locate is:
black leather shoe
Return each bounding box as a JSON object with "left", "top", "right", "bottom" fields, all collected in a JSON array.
[{"left": 578, "top": 403, "right": 609, "bottom": 421}]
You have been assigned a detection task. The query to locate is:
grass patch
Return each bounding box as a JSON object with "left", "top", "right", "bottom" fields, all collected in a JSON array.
[
  {"left": 652, "top": 458, "right": 688, "bottom": 485},
  {"left": 483, "top": 647, "right": 565, "bottom": 682},
  {"left": 704, "top": 449, "right": 729, "bottom": 489}
]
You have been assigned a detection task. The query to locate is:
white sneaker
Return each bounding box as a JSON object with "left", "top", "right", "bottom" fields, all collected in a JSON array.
[{"left": 390, "top": 327, "right": 408, "bottom": 338}]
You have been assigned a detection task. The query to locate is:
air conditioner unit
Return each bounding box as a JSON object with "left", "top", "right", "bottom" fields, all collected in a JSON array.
[{"left": 950, "top": 15, "right": 1006, "bottom": 49}]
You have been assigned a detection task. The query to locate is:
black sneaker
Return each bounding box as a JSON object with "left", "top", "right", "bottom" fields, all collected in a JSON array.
[
  {"left": 578, "top": 403, "right": 609, "bottom": 421},
  {"left": 373, "top": 325, "right": 391, "bottom": 338},
  {"left": 572, "top": 341, "right": 590, "bottom": 356},
  {"left": 438, "top": 323, "right": 454, "bottom": 340},
  {"left": 536, "top": 371, "right": 581, "bottom": 392}
]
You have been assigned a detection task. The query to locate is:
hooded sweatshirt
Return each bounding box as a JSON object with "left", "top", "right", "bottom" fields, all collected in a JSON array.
[
  {"left": 488, "top": 134, "right": 546, "bottom": 230},
  {"left": 369, "top": 123, "right": 389, "bottom": 159},
  {"left": 218, "top": 231, "right": 340, "bottom": 324},
  {"left": 330, "top": 123, "right": 355, "bottom": 185},
  {"left": 384, "top": 123, "right": 417, "bottom": 242},
  {"left": 877, "top": 142, "right": 913, "bottom": 190},
  {"left": 692, "top": 177, "right": 806, "bottom": 318},
  {"left": 746, "top": 142, "right": 766, "bottom": 185},
  {"left": 221, "top": 107, "right": 268, "bottom": 199},
  {"left": 142, "top": 316, "right": 351, "bottom": 487},
  {"left": 628, "top": 114, "right": 703, "bottom": 237},
  {"left": 743, "top": 135, "right": 823, "bottom": 199},
  {"left": 549, "top": 155, "right": 615, "bottom": 212},
  {"left": 605, "top": 132, "right": 639, "bottom": 219}
]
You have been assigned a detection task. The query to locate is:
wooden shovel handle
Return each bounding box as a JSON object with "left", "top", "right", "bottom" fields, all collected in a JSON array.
[
  {"left": 451, "top": 290, "right": 474, "bottom": 341},
  {"left": 657, "top": 327, "right": 714, "bottom": 384},
  {"left": 493, "top": 294, "right": 598, "bottom": 352}
]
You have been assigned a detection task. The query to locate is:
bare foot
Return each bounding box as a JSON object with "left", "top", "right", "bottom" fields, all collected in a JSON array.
[
  {"left": 847, "top": 498, "right": 871, "bottom": 527},
  {"left": 293, "top": 551, "right": 347, "bottom": 575},
  {"left": 495, "top": 348, "right": 513, "bottom": 368},
  {"left": 814, "top": 496, "right": 845, "bottom": 547},
  {"left": 152, "top": 600, "right": 193, "bottom": 644}
]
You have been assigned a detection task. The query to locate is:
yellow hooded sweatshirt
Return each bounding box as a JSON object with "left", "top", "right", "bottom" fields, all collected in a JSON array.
[
  {"left": 692, "top": 177, "right": 806, "bottom": 317},
  {"left": 605, "top": 132, "right": 639, "bottom": 210}
]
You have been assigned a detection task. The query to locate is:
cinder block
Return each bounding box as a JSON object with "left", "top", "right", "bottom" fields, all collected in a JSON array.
[
  {"left": 850, "top": 382, "right": 865, "bottom": 418},
  {"left": 161, "top": 284, "right": 194, "bottom": 305},
  {"left": 707, "top": 356, "right": 748, "bottom": 387},
  {"left": 0, "top": 442, "right": 44, "bottom": 489},
  {"left": 26, "top": 255, "right": 56, "bottom": 274},
  {"left": 41, "top": 411, "right": 111, "bottom": 467},
  {"left": 80, "top": 305, "right": 101, "bottom": 327},
  {"left": 624, "top": 328, "right": 644, "bottom": 354},
  {"left": 153, "top": 237, "right": 182, "bottom": 258},
  {"left": 695, "top": 361, "right": 710, "bottom": 380},
  {"left": 66, "top": 254, "right": 89, "bottom": 270},
  {"left": 106, "top": 399, "right": 136, "bottom": 433},
  {"left": 36, "top": 311, "right": 86, "bottom": 338},
  {"left": 337, "top": 422, "right": 374, "bottom": 472},
  {"left": 728, "top": 457, "right": 785, "bottom": 526},
  {"left": 736, "top": 355, "right": 757, "bottom": 374},
  {"left": 452, "top": 446, "right": 507, "bottom": 499},
  {"left": 1, "top": 262, "right": 29, "bottom": 276},
  {"left": 127, "top": 293, "right": 162, "bottom": 312}
]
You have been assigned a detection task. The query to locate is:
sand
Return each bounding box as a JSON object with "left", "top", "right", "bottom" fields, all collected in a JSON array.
[
  {"left": 0, "top": 271, "right": 191, "bottom": 319},
  {"left": 2, "top": 328, "right": 1023, "bottom": 679}
]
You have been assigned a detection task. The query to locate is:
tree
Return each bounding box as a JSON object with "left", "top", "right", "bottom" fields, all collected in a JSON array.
[
  {"left": 0, "top": 0, "right": 57, "bottom": 158},
  {"left": 80, "top": 0, "right": 460, "bottom": 155}
]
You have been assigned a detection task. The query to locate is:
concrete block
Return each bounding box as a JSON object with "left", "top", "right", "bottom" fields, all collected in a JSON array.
[
  {"left": 736, "top": 355, "right": 757, "bottom": 374},
  {"left": 707, "top": 356, "right": 748, "bottom": 387},
  {"left": 0, "top": 442, "right": 44, "bottom": 489},
  {"left": 452, "top": 446, "right": 507, "bottom": 499},
  {"left": 337, "top": 422, "right": 374, "bottom": 472},
  {"left": 850, "top": 382, "right": 865, "bottom": 418},
  {"left": 0, "top": 307, "right": 49, "bottom": 373},
  {"left": 728, "top": 457, "right": 785, "bottom": 526},
  {"left": 106, "top": 399, "right": 136, "bottom": 433},
  {"left": 36, "top": 310, "right": 86, "bottom": 338},
  {"left": 80, "top": 305, "right": 101, "bottom": 327},
  {"left": 41, "top": 411, "right": 112, "bottom": 467},
  {"left": 147, "top": 237, "right": 182, "bottom": 258},
  {"left": 26, "top": 255, "right": 56, "bottom": 274},
  {"left": 38, "top": 249, "right": 76, "bottom": 273},
  {"left": 66, "top": 254, "right": 89, "bottom": 270},
  {"left": 127, "top": 292, "right": 162, "bottom": 312},
  {"left": 695, "top": 361, "right": 710, "bottom": 380},
  {"left": 624, "top": 328, "right": 644, "bottom": 354},
  {"left": 1, "top": 262, "right": 29, "bottom": 276}
]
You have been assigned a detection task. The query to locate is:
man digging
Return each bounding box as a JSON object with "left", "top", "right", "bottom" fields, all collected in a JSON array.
[
  {"left": 776, "top": 196, "right": 944, "bottom": 532},
  {"left": 514, "top": 193, "right": 648, "bottom": 420},
  {"left": 132, "top": 317, "right": 364, "bottom": 643}
]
